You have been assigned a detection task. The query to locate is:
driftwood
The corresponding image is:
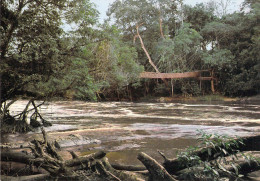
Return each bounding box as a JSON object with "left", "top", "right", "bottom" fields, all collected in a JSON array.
[
  {"left": 137, "top": 152, "right": 177, "bottom": 181},
  {"left": 1, "top": 128, "right": 260, "bottom": 181},
  {"left": 96, "top": 161, "right": 122, "bottom": 181},
  {"left": 65, "top": 150, "right": 106, "bottom": 167},
  {"left": 100, "top": 157, "right": 146, "bottom": 181},
  {"left": 1, "top": 174, "right": 50, "bottom": 181},
  {"left": 1, "top": 128, "right": 107, "bottom": 179},
  {"left": 1, "top": 129, "right": 146, "bottom": 181},
  {"left": 1, "top": 151, "right": 35, "bottom": 164}
]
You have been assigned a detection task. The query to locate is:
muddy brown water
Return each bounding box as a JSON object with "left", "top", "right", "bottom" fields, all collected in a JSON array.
[{"left": 2, "top": 100, "right": 260, "bottom": 165}]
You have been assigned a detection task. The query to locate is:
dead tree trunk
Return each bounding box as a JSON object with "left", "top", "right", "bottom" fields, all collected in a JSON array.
[
  {"left": 137, "top": 152, "right": 177, "bottom": 181},
  {"left": 136, "top": 24, "right": 160, "bottom": 74},
  {"left": 158, "top": 135, "right": 260, "bottom": 175},
  {"left": 1, "top": 174, "right": 50, "bottom": 181},
  {"left": 135, "top": 24, "right": 168, "bottom": 86}
]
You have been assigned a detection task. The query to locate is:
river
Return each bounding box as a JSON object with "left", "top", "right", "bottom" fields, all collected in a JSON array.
[{"left": 2, "top": 99, "right": 260, "bottom": 165}]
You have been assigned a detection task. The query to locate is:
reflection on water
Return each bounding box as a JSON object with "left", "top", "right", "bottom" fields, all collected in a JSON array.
[{"left": 2, "top": 100, "right": 260, "bottom": 165}]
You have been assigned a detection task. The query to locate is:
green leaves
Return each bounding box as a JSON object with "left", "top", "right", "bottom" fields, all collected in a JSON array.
[
  {"left": 0, "top": 0, "right": 101, "bottom": 101},
  {"left": 183, "top": 3, "right": 216, "bottom": 31},
  {"left": 85, "top": 25, "right": 144, "bottom": 98},
  {"left": 177, "top": 130, "right": 248, "bottom": 180},
  {"left": 202, "top": 49, "right": 234, "bottom": 69},
  {"left": 153, "top": 23, "right": 202, "bottom": 74}
]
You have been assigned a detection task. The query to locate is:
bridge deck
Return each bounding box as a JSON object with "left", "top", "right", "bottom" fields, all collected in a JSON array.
[
  {"left": 140, "top": 71, "right": 203, "bottom": 79},
  {"left": 140, "top": 70, "right": 216, "bottom": 93}
]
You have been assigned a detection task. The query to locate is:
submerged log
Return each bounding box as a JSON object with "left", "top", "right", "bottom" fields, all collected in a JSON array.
[{"left": 137, "top": 152, "right": 177, "bottom": 181}]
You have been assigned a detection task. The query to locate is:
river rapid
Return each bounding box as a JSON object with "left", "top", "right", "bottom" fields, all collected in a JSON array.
[{"left": 2, "top": 100, "right": 260, "bottom": 165}]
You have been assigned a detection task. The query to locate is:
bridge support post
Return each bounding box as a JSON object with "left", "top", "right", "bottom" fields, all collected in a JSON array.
[
  {"left": 171, "top": 79, "right": 174, "bottom": 97},
  {"left": 210, "top": 69, "right": 215, "bottom": 94}
]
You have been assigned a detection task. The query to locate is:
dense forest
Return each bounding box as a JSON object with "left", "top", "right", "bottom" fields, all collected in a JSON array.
[{"left": 1, "top": 0, "right": 259, "bottom": 103}]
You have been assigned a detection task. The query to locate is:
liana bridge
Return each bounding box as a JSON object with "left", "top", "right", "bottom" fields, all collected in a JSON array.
[{"left": 140, "top": 70, "right": 217, "bottom": 93}]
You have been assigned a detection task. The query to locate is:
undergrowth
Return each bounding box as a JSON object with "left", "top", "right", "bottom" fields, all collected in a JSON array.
[{"left": 177, "top": 130, "right": 258, "bottom": 181}]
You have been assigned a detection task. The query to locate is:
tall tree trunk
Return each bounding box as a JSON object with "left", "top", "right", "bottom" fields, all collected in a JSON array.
[
  {"left": 136, "top": 24, "right": 160, "bottom": 73},
  {"left": 135, "top": 24, "right": 168, "bottom": 86}
]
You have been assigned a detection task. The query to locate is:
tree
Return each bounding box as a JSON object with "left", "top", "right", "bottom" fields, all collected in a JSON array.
[
  {"left": 85, "top": 25, "right": 144, "bottom": 100},
  {"left": 221, "top": 0, "right": 259, "bottom": 96},
  {"left": 183, "top": 3, "right": 216, "bottom": 32},
  {"left": 1, "top": 0, "right": 64, "bottom": 102},
  {"left": 107, "top": 0, "right": 181, "bottom": 72},
  {"left": 153, "top": 23, "right": 202, "bottom": 73},
  {"left": 0, "top": 0, "right": 100, "bottom": 132},
  {"left": 207, "top": 0, "right": 234, "bottom": 17},
  {"left": 0, "top": 0, "right": 100, "bottom": 102},
  {"left": 200, "top": 0, "right": 260, "bottom": 96}
]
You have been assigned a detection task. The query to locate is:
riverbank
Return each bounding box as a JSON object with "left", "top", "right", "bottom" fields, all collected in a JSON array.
[
  {"left": 140, "top": 94, "right": 260, "bottom": 103},
  {"left": 2, "top": 132, "right": 260, "bottom": 181},
  {"left": 15, "top": 93, "right": 260, "bottom": 104}
]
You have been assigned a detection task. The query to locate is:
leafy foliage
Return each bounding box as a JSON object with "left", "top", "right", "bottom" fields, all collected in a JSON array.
[
  {"left": 177, "top": 130, "right": 251, "bottom": 180},
  {"left": 1, "top": 0, "right": 259, "bottom": 102},
  {"left": 183, "top": 3, "right": 216, "bottom": 32},
  {"left": 83, "top": 25, "right": 144, "bottom": 99},
  {"left": 0, "top": 0, "right": 100, "bottom": 102}
]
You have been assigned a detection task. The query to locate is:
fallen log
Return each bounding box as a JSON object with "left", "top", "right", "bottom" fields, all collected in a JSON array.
[
  {"left": 1, "top": 150, "right": 106, "bottom": 175},
  {"left": 137, "top": 152, "right": 177, "bottom": 181},
  {"left": 1, "top": 174, "right": 50, "bottom": 181},
  {"left": 1, "top": 128, "right": 107, "bottom": 179},
  {"left": 101, "top": 157, "right": 146, "bottom": 181},
  {"left": 96, "top": 161, "right": 122, "bottom": 181},
  {"left": 65, "top": 150, "right": 106, "bottom": 167},
  {"left": 1, "top": 151, "right": 34, "bottom": 164},
  {"left": 176, "top": 151, "right": 260, "bottom": 180},
  {"left": 224, "top": 151, "right": 260, "bottom": 176},
  {"left": 240, "top": 135, "right": 260, "bottom": 151},
  {"left": 159, "top": 135, "right": 260, "bottom": 174}
]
